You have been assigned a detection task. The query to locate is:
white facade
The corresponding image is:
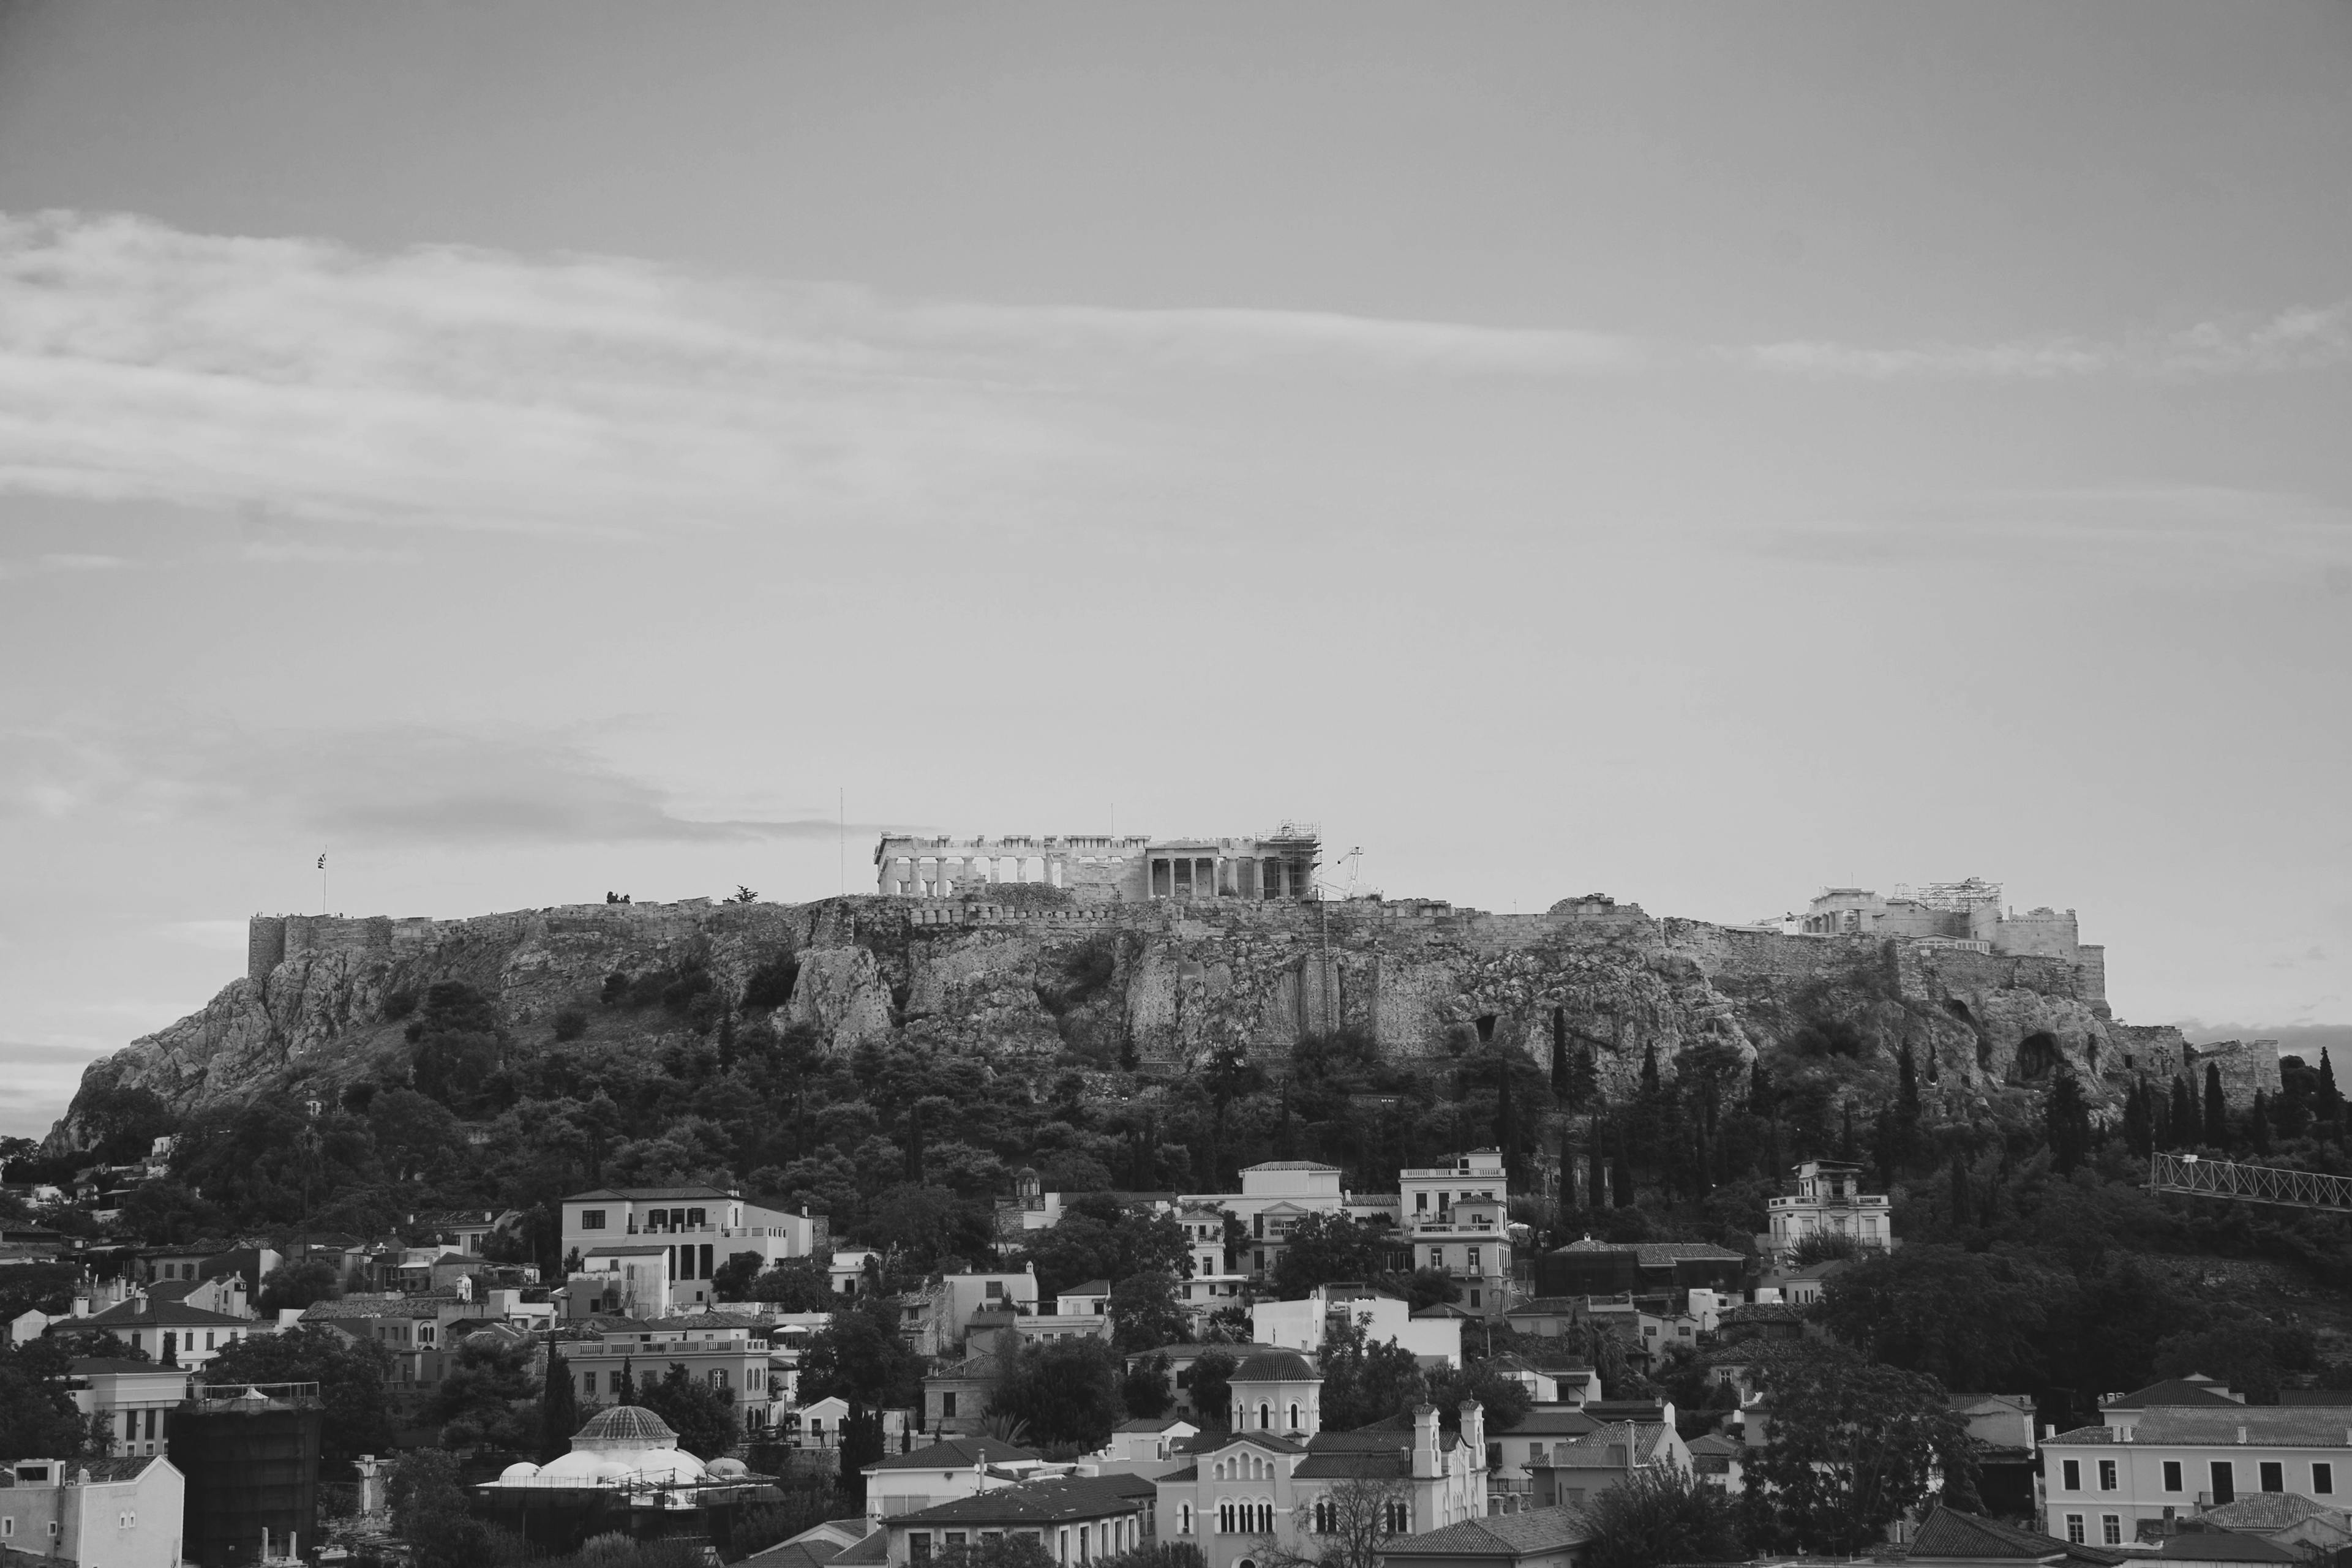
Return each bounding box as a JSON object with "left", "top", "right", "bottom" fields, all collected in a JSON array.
[
  {"left": 67, "top": 1361, "right": 192, "bottom": 1460},
  {"left": 1252, "top": 1287, "right": 1463, "bottom": 1370},
  {"left": 1400, "top": 1152, "right": 1512, "bottom": 1313},
  {"left": 561, "top": 1185, "right": 817, "bottom": 1310},
  {"left": 0, "top": 1455, "right": 184, "bottom": 1568},
  {"left": 2044, "top": 1404, "right": 2352, "bottom": 1547},
  {"left": 1765, "top": 1160, "right": 1893, "bottom": 1265}
]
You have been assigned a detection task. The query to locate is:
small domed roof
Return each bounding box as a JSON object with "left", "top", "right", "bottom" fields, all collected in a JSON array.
[
  {"left": 499, "top": 1461, "right": 541, "bottom": 1482},
  {"left": 576, "top": 1406, "right": 679, "bottom": 1447},
  {"left": 1232, "top": 1350, "right": 1320, "bottom": 1383},
  {"left": 706, "top": 1457, "right": 746, "bottom": 1477}
]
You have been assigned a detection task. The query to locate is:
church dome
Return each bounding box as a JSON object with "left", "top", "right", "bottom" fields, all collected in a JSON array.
[
  {"left": 574, "top": 1406, "right": 679, "bottom": 1449},
  {"left": 499, "top": 1461, "right": 541, "bottom": 1482},
  {"left": 1232, "top": 1351, "right": 1320, "bottom": 1383}
]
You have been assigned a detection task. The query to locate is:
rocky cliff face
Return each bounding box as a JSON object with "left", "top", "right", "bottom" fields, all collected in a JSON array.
[{"left": 48, "top": 891, "right": 2189, "bottom": 1152}]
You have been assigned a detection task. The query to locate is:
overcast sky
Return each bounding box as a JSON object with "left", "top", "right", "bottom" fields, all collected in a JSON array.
[{"left": 2, "top": 2, "right": 2348, "bottom": 1137}]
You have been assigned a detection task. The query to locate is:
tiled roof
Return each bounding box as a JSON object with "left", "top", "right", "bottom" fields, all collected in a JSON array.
[
  {"left": 1686, "top": 1434, "right": 1743, "bottom": 1457},
  {"left": 1233, "top": 1350, "right": 1318, "bottom": 1383},
  {"left": 1539, "top": 1422, "right": 1671, "bottom": 1466},
  {"left": 744, "top": 1543, "right": 841, "bottom": 1568},
  {"left": 1511, "top": 1410, "right": 1602, "bottom": 1436},
  {"left": 81, "top": 1299, "right": 254, "bottom": 1329},
  {"left": 2278, "top": 1392, "right": 2352, "bottom": 1408},
  {"left": 302, "top": 1294, "right": 457, "bottom": 1321},
  {"left": 1907, "top": 1503, "right": 2127, "bottom": 1565},
  {"left": 2055, "top": 1411, "right": 2352, "bottom": 1448},
  {"left": 2201, "top": 1494, "right": 2349, "bottom": 1531},
  {"left": 834, "top": 1531, "right": 890, "bottom": 1565},
  {"left": 69, "top": 1358, "right": 184, "bottom": 1377},
  {"left": 585, "top": 1244, "right": 671, "bottom": 1258},
  {"left": 1294, "top": 1450, "right": 1409, "bottom": 1480},
  {"left": 1064, "top": 1281, "right": 1113, "bottom": 1296},
  {"left": 2108, "top": 1378, "right": 2245, "bottom": 1409},
  {"left": 1388, "top": 1505, "right": 1593, "bottom": 1557},
  {"left": 1116, "top": 1416, "right": 1189, "bottom": 1433},
  {"left": 868, "top": 1436, "right": 1042, "bottom": 1472},
  {"left": 1241, "top": 1161, "right": 1342, "bottom": 1172},
  {"left": 1505, "top": 1297, "right": 1579, "bottom": 1315},
  {"left": 2154, "top": 1534, "right": 2301, "bottom": 1563},
  {"left": 887, "top": 1476, "right": 1143, "bottom": 1525},
  {"left": 565, "top": 1185, "right": 736, "bottom": 1202},
  {"left": 1550, "top": 1239, "right": 1746, "bottom": 1267}
]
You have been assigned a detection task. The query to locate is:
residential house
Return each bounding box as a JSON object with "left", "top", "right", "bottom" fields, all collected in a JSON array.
[
  {"left": 1686, "top": 1433, "right": 1744, "bottom": 1493},
  {"left": 1533, "top": 1240, "right": 1746, "bottom": 1302},
  {"left": 1955, "top": 1393, "right": 2043, "bottom": 1518},
  {"left": 558, "top": 1313, "right": 781, "bottom": 1433},
  {"left": 902, "top": 1270, "right": 1042, "bottom": 1356},
  {"left": 2196, "top": 1493, "right": 2352, "bottom": 1558},
  {"left": 2150, "top": 1532, "right": 2304, "bottom": 1567},
  {"left": 1485, "top": 1356, "right": 1599, "bottom": 1408},
  {"left": 1176, "top": 1203, "right": 1250, "bottom": 1324},
  {"left": 1252, "top": 1285, "right": 1462, "bottom": 1369},
  {"left": 1489, "top": 1408, "right": 1603, "bottom": 1510},
  {"left": 561, "top": 1185, "right": 813, "bottom": 1310},
  {"left": 73, "top": 1298, "right": 269, "bottom": 1370},
  {"left": 406, "top": 1207, "right": 524, "bottom": 1258},
  {"left": 1088, "top": 1417, "right": 1203, "bottom": 1474},
  {"left": 2040, "top": 1379, "right": 2352, "bottom": 1547},
  {"left": 0, "top": 1454, "right": 185, "bottom": 1568},
  {"left": 1180, "top": 1161, "right": 1387, "bottom": 1285},
  {"left": 882, "top": 1474, "right": 1152, "bottom": 1567},
  {"left": 1124, "top": 1342, "right": 1287, "bottom": 1425},
  {"left": 1152, "top": 1350, "right": 1493, "bottom": 1568},
  {"left": 833, "top": 1250, "right": 884, "bottom": 1297},
  {"left": 1056, "top": 1281, "right": 1113, "bottom": 1317},
  {"left": 1761, "top": 1160, "right": 1892, "bottom": 1267},
  {"left": 792, "top": 1395, "right": 851, "bottom": 1450},
  {"left": 147, "top": 1273, "right": 252, "bottom": 1321},
  {"left": 1381, "top": 1506, "right": 1594, "bottom": 1568},
  {"left": 863, "top": 1436, "right": 1052, "bottom": 1520},
  {"left": 66, "top": 1359, "right": 192, "bottom": 1460},
  {"left": 1903, "top": 1502, "right": 2128, "bottom": 1568},
  {"left": 1399, "top": 1151, "right": 1513, "bottom": 1314},
  {"left": 923, "top": 1348, "right": 1010, "bottom": 1437},
  {"left": 301, "top": 1294, "right": 468, "bottom": 1384},
  {"left": 1528, "top": 1421, "right": 1690, "bottom": 1509}
]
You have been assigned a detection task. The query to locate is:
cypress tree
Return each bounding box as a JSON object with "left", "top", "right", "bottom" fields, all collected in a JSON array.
[
  {"left": 2122, "top": 1078, "right": 2153, "bottom": 1160},
  {"left": 539, "top": 1346, "right": 581, "bottom": 1460},
  {"left": 906, "top": 1101, "right": 926, "bottom": 1185},
  {"left": 2204, "top": 1064, "right": 2230, "bottom": 1148},
  {"left": 2170, "top": 1075, "right": 2198, "bottom": 1148},
  {"left": 2321, "top": 1049, "right": 2345, "bottom": 1133},
  {"left": 2048, "top": 1069, "right": 2092, "bottom": 1174},
  {"left": 1949, "top": 1155, "right": 1971, "bottom": 1227},
  {"left": 1551, "top": 1008, "right": 1570, "bottom": 1101},
  {"left": 2249, "top": 1090, "right": 2272, "bottom": 1157},
  {"left": 1837, "top": 1101, "right": 1857, "bottom": 1162},
  {"left": 615, "top": 1356, "right": 637, "bottom": 1406},
  {"left": 1871, "top": 1107, "right": 1897, "bottom": 1190},
  {"left": 1495, "top": 1052, "right": 1519, "bottom": 1181},
  {"left": 1640, "top": 1041, "right": 1661, "bottom": 1095},
  {"left": 1610, "top": 1153, "right": 1634, "bottom": 1207},
  {"left": 1895, "top": 1043, "right": 1923, "bottom": 1169},
  {"left": 1586, "top": 1116, "right": 1607, "bottom": 1213}
]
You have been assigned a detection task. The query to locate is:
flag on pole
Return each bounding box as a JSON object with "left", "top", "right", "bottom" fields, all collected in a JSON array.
[{"left": 318, "top": 852, "right": 328, "bottom": 869}]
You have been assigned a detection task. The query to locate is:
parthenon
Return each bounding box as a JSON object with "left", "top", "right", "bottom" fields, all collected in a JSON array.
[{"left": 873, "top": 824, "right": 1321, "bottom": 904}]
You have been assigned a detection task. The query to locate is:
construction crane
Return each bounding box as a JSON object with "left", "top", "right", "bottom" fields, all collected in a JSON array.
[{"left": 2147, "top": 1152, "right": 2352, "bottom": 1217}]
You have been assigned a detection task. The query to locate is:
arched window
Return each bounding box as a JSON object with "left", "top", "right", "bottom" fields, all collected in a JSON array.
[
  {"left": 1385, "top": 1501, "right": 1411, "bottom": 1535},
  {"left": 1178, "top": 1504, "right": 1192, "bottom": 1536},
  {"left": 1219, "top": 1501, "right": 1236, "bottom": 1534},
  {"left": 1257, "top": 1502, "right": 1275, "bottom": 1533},
  {"left": 1314, "top": 1498, "right": 1334, "bottom": 1534},
  {"left": 1213, "top": 1461, "right": 1225, "bottom": 1480},
  {"left": 1288, "top": 1403, "right": 1301, "bottom": 1429},
  {"left": 1258, "top": 1402, "right": 1271, "bottom": 1430}
]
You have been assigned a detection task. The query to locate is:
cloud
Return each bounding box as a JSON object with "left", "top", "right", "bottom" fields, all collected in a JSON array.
[
  {"left": 0, "top": 715, "right": 854, "bottom": 845},
  {"left": 1744, "top": 301, "right": 2352, "bottom": 381},
  {"left": 0, "top": 550, "right": 132, "bottom": 580}
]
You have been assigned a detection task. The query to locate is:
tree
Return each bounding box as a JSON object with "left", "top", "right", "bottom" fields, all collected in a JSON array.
[
  {"left": 1021, "top": 1206, "right": 1190, "bottom": 1301},
  {"left": 2152, "top": 1314, "right": 2317, "bottom": 1405},
  {"left": 1315, "top": 1313, "right": 1428, "bottom": 1431},
  {"left": 388, "top": 1449, "right": 498, "bottom": 1568},
  {"left": 1424, "top": 1360, "right": 1532, "bottom": 1433},
  {"left": 2046, "top": 1070, "right": 2092, "bottom": 1174},
  {"left": 427, "top": 1332, "right": 538, "bottom": 1458},
  {"left": 936, "top": 1536, "right": 1059, "bottom": 1568},
  {"left": 2249, "top": 1090, "right": 2272, "bottom": 1157},
  {"left": 2170, "top": 1076, "right": 2198, "bottom": 1148},
  {"left": 207, "top": 1325, "right": 394, "bottom": 1461},
  {"left": 636, "top": 1361, "right": 739, "bottom": 1458},
  {"left": 1108, "top": 1272, "right": 1189, "bottom": 1352},
  {"left": 1268, "top": 1474, "right": 1411, "bottom": 1568},
  {"left": 1269, "top": 1212, "right": 1388, "bottom": 1298},
  {"left": 615, "top": 1356, "right": 637, "bottom": 1406},
  {"left": 2204, "top": 1065, "right": 2229, "bottom": 1148},
  {"left": 0, "top": 1339, "right": 103, "bottom": 1460},
  {"left": 1122, "top": 1354, "right": 1174, "bottom": 1419},
  {"left": 539, "top": 1341, "right": 582, "bottom": 1461},
  {"left": 746, "top": 1258, "right": 836, "bottom": 1310},
  {"left": 257, "top": 1257, "right": 342, "bottom": 1315},
  {"left": 798, "top": 1300, "right": 924, "bottom": 1409},
  {"left": 989, "top": 1336, "right": 1125, "bottom": 1450},
  {"left": 1189, "top": 1351, "right": 1238, "bottom": 1431},
  {"left": 1892, "top": 1043, "right": 1922, "bottom": 1171},
  {"left": 1816, "top": 1246, "right": 2049, "bottom": 1394},
  {"left": 1580, "top": 1462, "right": 1746, "bottom": 1568},
  {"left": 2122, "top": 1080, "right": 2154, "bottom": 1161},
  {"left": 1743, "top": 1357, "right": 1975, "bottom": 1555}
]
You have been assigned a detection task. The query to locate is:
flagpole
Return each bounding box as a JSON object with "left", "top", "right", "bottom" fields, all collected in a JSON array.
[{"left": 320, "top": 849, "right": 328, "bottom": 915}]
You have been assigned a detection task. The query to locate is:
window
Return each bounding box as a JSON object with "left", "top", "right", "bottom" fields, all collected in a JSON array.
[
  {"left": 942, "top": 1393, "right": 957, "bottom": 1417},
  {"left": 2065, "top": 1516, "right": 2084, "bottom": 1545},
  {"left": 2062, "top": 1460, "right": 2081, "bottom": 1491},
  {"left": 1178, "top": 1504, "right": 1193, "bottom": 1536},
  {"left": 911, "top": 1534, "right": 933, "bottom": 1563},
  {"left": 125, "top": 1410, "right": 138, "bottom": 1440},
  {"left": 2103, "top": 1517, "right": 2122, "bottom": 1546},
  {"left": 1289, "top": 1403, "right": 1301, "bottom": 1429},
  {"left": 688, "top": 1207, "right": 706, "bottom": 1228},
  {"left": 2261, "top": 1462, "right": 2284, "bottom": 1493},
  {"left": 1470, "top": 1289, "right": 1482, "bottom": 1308},
  {"left": 2100, "top": 1459, "right": 2117, "bottom": 1491},
  {"left": 205, "top": 1331, "right": 216, "bottom": 1350},
  {"left": 1219, "top": 1502, "right": 1235, "bottom": 1533},
  {"left": 2315, "top": 1463, "right": 2334, "bottom": 1496},
  {"left": 1416, "top": 1193, "right": 1429, "bottom": 1211},
  {"left": 2163, "top": 1461, "right": 2183, "bottom": 1491},
  {"left": 1314, "top": 1499, "right": 1334, "bottom": 1534},
  {"left": 2211, "top": 1461, "right": 2236, "bottom": 1505},
  {"left": 581, "top": 1371, "right": 596, "bottom": 1395},
  {"left": 1468, "top": 1248, "right": 1481, "bottom": 1270},
  {"left": 947, "top": 1534, "right": 967, "bottom": 1548},
  {"left": 986, "top": 1281, "right": 1004, "bottom": 1299},
  {"left": 1, "top": 1519, "right": 11, "bottom": 1537},
  {"left": 1430, "top": 1248, "right": 1444, "bottom": 1269},
  {"left": 1259, "top": 1403, "right": 1271, "bottom": 1430},
  {"left": 581, "top": 1210, "right": 606, "bottom": 1230},
  {"left": 1385, "top": 1502, "right": 1411, "bottom": 1535}
]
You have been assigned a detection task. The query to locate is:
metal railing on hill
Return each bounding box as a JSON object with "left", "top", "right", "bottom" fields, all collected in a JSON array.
[{"left": 2147, "top": 1153, "right": 2352, "bottom": 1216}]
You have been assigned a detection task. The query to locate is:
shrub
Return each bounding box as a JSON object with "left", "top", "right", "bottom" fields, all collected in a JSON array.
[
  {"left": 552, "top": 1010, "right": 589, "bottom": 1043},
  {"left": 383, "top": 989, "right": 419, "bottom": 1021},
  {"left": 599, "top": 971, "right": 629, "bottom": 1007},
  {"left": 742, "top": 952, "right": 802, "bottom": 1010}
]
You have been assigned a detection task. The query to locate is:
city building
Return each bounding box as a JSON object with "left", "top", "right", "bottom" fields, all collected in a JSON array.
[
  {"left": 1381, "top": 1506, "right": 1595, "bottom": 1568},
  {"left": 1763, "top": 1160, "right": 1892, "bottom": 1267},
  {"left": 1400, "top": 1152, "right": 1513, "bottom": 1314},
  {"left": 2041, "top": 1379, "right": 2352, "bottom": 1546},
  {"left": 478, "top": 1405, "right": 784, "bottom": 1558},
  {"left": 1531, "top": 1240, "right": 1746, "bottom": 1301},
  {"left": 862, "top": 1436, "right": 1054, "bottom": 1521},
  {"left": 1904, "top": 1502, "right": 2129, "bottom": 1568},
  {"left": 560, "top": 1185, "right": 818, "bottom": 1314},
  {"left": 75, "top": 1297, "right": 271, "bottom": 1370},
  {"left": 1153, "top": 1350, "right": 1493, "bottom": 1568},
  {"left": 1528, "top": 1422, "right": 1690, "bottom": 1509},
  {"left": 0, "top": 1454, "right": 185, "bottom": 1568},
  {"left": 881, "top": 1474, "right": 1156, "bottom": 1567},
  {"left": 557, "top": 1313, "right": 780, "bottom": 1433},
  {"left": 66, "top": 1358, "right": 191, "bottom": 1460},
  {"left": 1251, "top": 1285, "right": 1462, "bottom": 1368},
  {"left": 168, "top": 1380, "right": 322, "bottom": 1568}
]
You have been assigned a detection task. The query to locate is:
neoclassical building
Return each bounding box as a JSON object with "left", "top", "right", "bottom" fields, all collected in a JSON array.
[{"left": 1154, "top": 1350, "right": 1492, "bottom": 1568}]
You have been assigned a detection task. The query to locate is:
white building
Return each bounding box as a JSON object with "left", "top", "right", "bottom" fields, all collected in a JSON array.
[
  {"left": 66, "top": 1359, "right": 192, "bottom": 1460},
  {"left": 1252, "top": 1285, "right": 1462, "bottom": 1370},
  {"left": 561, "top": 1185, "right": 820, "bottom": 1311},
  {"left": 557, "top": 1312, "right": 780, "bottom": 1433},
  {"left": 0, "top": 1454, "right": 184, "bottom": 1568},
  {"left": 72, "top": 1299, "right": 271, "bottom": 1370},
  {"left": 2042, "top": 1379, "right": 2352, "bottom": 1547},
  {"left": 1400, "top": 1152, "right": 1513, "bottom": 1314},
  {"left": 863, "top": 1435, "right": 1058, "bottom": 1520},
  {"left": 1764, "top": 1160, "right": 1893, "bottom": 1266},
  {"left": 1154, "top": 1350, "right": 1493, "bottom": 1568}
]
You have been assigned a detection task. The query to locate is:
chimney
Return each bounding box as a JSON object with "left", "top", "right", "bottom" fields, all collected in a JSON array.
[
  {"left": 2237, "top": 1427, "right": 2249, "bottom": 1445},
  {"left": 2043, "top": 1424, "right": 2057, "bottom": 1441},
  {"left": 1412, "top": 1403, "right": 1440, "bottom": 1480}
]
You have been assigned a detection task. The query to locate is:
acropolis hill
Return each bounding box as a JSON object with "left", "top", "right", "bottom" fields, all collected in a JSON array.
[{"left": 47, "top": 850, "right": 2282, "bottom": 1153}]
